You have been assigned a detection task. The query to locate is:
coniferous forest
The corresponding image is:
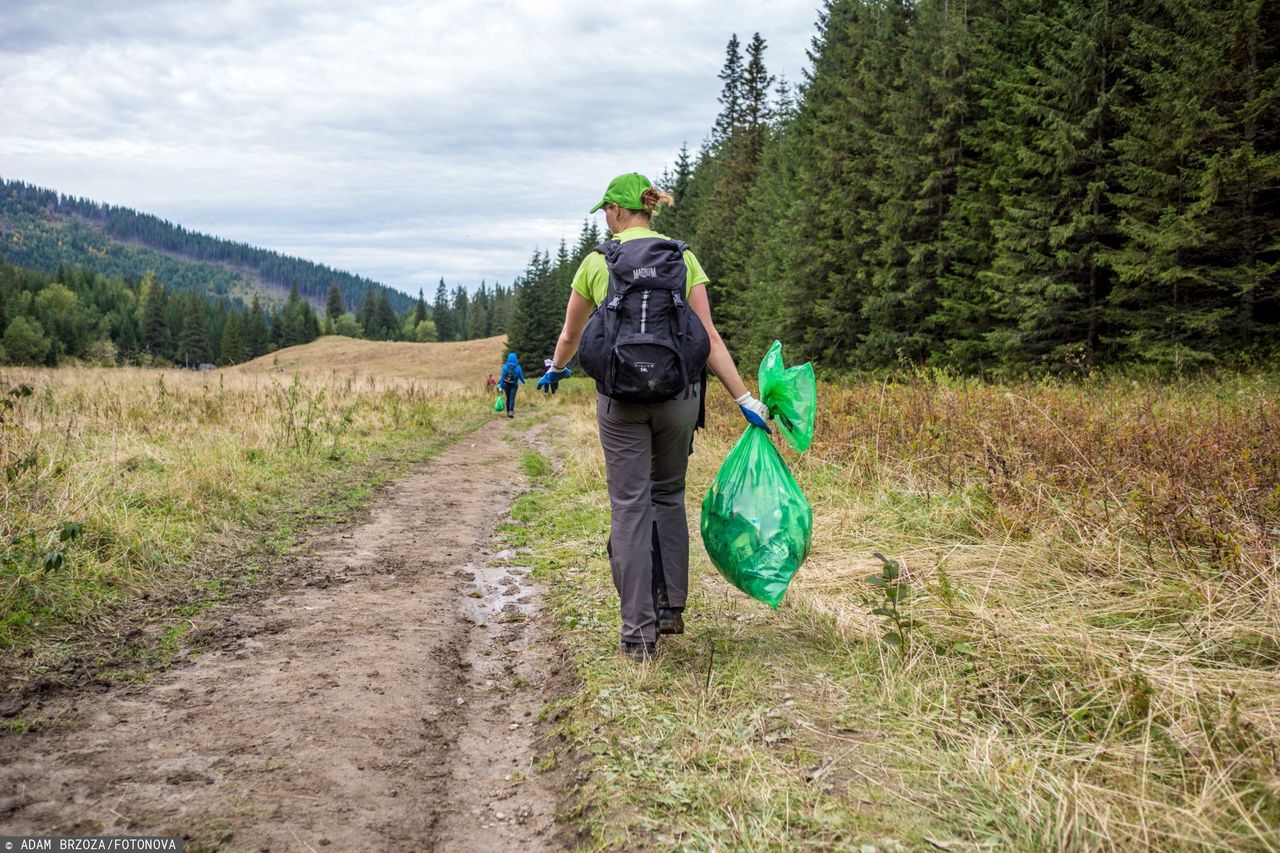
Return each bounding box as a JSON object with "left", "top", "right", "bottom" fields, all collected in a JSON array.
[
  {"left": 511, "top": 0, "right": 1278, "bottom": 376},
  {"left": 0, "top": 254, "right": 513, "bottom": 368}
]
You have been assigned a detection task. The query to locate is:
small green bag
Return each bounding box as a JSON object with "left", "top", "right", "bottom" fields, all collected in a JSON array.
[
  {"left": 758, "top": 340, "right": 816, "bottom": 453},
  {"left": 494, "top": 394, "right": 505, "bottom": 412},
  {"left": 700, "top": 341, "right": 816, "bottom": 608}
]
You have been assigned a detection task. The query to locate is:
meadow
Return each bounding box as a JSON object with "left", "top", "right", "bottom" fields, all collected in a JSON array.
[
  {"left": 515, "top": 371, "right": 1280, "bottom": 851},
  {"left": 0, "top": 335, "right": 505, "bottom": 686},
  {"left": 4, "top": 338, "right": 1277, "bottom": 849}
]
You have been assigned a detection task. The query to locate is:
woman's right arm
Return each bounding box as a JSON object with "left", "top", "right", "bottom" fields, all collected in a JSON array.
[
  {"left": 550, "top": 291, "right": 595, "bottom": 369},
  {"left": 687, "top": 283, "right": 750, "bottom": 399}
]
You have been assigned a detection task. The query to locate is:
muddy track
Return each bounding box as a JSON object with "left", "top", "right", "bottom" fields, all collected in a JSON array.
[{"left": 0, "top": 418, "right": 569, "bottom": 851}]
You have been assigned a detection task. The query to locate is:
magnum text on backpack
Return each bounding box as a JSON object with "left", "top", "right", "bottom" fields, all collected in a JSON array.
[{"left": 577, "top": 238, "right": 711, "bottom": 404}]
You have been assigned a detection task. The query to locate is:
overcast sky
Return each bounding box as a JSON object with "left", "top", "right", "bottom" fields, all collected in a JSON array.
[{"left": 0, "top": 0, "right": 820, "bottom": 296}]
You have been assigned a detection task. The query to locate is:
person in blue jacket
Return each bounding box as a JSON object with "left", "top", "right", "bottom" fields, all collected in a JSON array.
[{"left": 499, "top": 353, "right": 525, "bottom": 418}]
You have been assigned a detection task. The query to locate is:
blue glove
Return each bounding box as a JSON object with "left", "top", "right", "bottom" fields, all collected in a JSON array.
[
  {"left": 736, "top": 393, "right": 772, "bottom": 434},
  {"left": 537, "top": 366, "right": 571, "bottom": 389}
]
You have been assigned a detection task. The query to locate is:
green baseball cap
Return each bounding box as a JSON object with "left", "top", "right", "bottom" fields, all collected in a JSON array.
[{"left": 588, "top": 172, "right": 652, "bottom": 213}]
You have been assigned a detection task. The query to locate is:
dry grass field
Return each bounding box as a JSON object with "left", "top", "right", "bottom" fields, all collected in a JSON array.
[{"left": 231, "top": 333, "right": 508, "bottom": 386}]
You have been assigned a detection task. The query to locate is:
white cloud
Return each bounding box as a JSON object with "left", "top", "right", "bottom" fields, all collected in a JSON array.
[{"left": 0, "top": 0, "right": 819, "bottom": 294}]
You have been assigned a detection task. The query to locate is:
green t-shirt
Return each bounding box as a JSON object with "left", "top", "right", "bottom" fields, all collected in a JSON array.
[{"left": 569, "top": 226, "right": 710, "bottom": 306}]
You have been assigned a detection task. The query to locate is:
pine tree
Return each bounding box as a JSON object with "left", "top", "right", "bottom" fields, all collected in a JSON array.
[
  {"left": 1106, "top": 0, "right": 1280, "bottom": 366},
  {"left": 139, "top": 273, "right": 170, "bottom": 357},
  {"left": 358, "top": 284, "right": 378, "bottom": 338},
  {"left": 693, "top": 32, "right": 774, "bottom": 335},
  {"left": 489, "top": 283, "right": 513, "bottom": 335},
  {"left": 326, "top": 282, "right": 344, "bottom": 325},
  {"left": 433, "top": 279, "right": 454, "bottom": 342},
  {"left": 245, "top": 294, "right": 269, "bottom": 356},
  {"left": 655, "top": 145, "right": 695, "bottom": 239},
  {"left": 467, "top": 282, "right": 491, "bottom": 339},
  {"left": 981, "top": 0, "right": 1128, "bottom": 371},
  {"left": 505, "top": 251, "right": 560, "bottom": 372},
  {"left": 220, "top": 310, "right": 245, "bottom": 365},
  {"left": 451, "top": 286, "right": 470, "bottom": 340},
  {"left": 776, "top": 0, "right": 890, "bottom": 368},
  {"left": 175, "top": 294, "right": 211, "bottom": 366},
  {"left": 414, "top": 288, "right": 428, "bottom": 327},
  {"left": 742, "top": 33, "right": 775, "bottom": 135},
  {"left": 712, "top": 34, "right": 745, "bottom": 145},
  {"left": 731, "top": 95, "right": 806, "bottom": 366}
]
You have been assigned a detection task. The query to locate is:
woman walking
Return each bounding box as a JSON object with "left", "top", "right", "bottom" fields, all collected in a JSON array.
[
  {"left": 499, "top": 352, "right": 525, "bottom": 418},
  {"left": 538, "top": 172, "right": 771, "bottom": 660}
]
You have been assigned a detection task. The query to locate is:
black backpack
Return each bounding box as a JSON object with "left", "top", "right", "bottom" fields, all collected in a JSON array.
[
  {"left": 577, "top": 237, "right": 711, "bottom": 404},
  {"left": 500, "top": 362, "right": 517, "bottom": 386}
]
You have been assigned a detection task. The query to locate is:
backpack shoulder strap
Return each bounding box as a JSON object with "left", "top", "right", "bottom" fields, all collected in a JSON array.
[
  {"left": 594, "top": 240, "right": 626, "bottom": 307},
  {"left": 593, "top": 240, "right": 622, "bottom": 262}
]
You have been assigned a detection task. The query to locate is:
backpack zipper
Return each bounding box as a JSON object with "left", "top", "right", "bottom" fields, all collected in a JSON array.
[{"left": 641, "top": 290, "right": 650, "bottom": 333}]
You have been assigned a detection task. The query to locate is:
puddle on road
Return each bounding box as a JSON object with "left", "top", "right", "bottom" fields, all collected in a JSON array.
[{"left": 460, "top": 559, "right": 538, "bottom": 621}]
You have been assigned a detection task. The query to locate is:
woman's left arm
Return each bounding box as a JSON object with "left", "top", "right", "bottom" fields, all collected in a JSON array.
[{"left": 550, "top": 291, "right": 596, "bottom": 370}]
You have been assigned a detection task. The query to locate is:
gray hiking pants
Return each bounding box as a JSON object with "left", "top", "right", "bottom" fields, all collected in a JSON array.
[{"left": 596, "top": 388, "right": 701, "bottom": 644}]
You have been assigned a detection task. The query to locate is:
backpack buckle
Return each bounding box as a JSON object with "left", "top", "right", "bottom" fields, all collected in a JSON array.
[{"left": 608, "top": 295, "right": 622, "bottom": 310}]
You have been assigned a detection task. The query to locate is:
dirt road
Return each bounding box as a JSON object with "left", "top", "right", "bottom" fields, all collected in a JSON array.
[{"left": 0, "top": 418, "right": 568, "bottom": 850}]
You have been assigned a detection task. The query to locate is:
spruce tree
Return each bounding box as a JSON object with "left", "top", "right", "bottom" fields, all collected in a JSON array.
[
  {"left": 413, "top": 288, "right": 428, "bottom": 327},
  {"left": 712, "top": 35, "right": 745, "bottom": 145},
  {"left": 467, "top": 282, "right": 491, "bottom": 339},
  {"left": 694, "top": 33, "right": 774, "bottom": 336},
  {"left": 246, "top": 294, "right": 269, "bottom": 356},
  {"left": 373, "top": 290, "right": 398, "bottom": 340},
  {"left": 175, "top": 294, "right": 211, "bottom": 366},
  {"left": 451, "top": 286, "right": 470, "bottom": 340},
  {"left": 220, "top": 310, "right": 246, "bottom": 365},
  {"left": 140, "top": 274, "right": 170, "bottom": 357},
  {"left": 655, "top": 145, "right": 695, "bottom": 239},
  {"left": 982, "top": 0, "right": 1128, "bottom": 371},
  {"left": 433, "top": 279, "right": 454, "bottom": 342},
  {"left": 1107, "top": 0, "right": 1280, "bottom": 365},
  {"left": 505, "top": 251, "right": 559, "bottom": 372},
  {"left": 325, "top": 282, "right": 344, "bottom": 325},
  {"left": 780, "top": 0, "right": 888, "bottom": 368}
]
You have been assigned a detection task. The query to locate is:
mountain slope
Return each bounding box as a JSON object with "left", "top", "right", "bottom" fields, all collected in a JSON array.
[{"left": 0, "top": 178, "right": 412, "bottom": 312}]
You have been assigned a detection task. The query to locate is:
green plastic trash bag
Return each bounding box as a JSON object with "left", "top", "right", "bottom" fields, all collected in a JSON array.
[
  {"left": 758, "top": 340, "right": 816, "bottom": 452},
  {"left": 494, "top": 394, "right": 505, "bottom": 412},
  {"left": 701, "top": 342, "right": 816, "bottom": 608}
]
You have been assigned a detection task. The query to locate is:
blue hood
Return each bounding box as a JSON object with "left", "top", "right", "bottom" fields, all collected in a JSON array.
[{"left": 507, "top": 353, "right": 518, "bottom": 364}]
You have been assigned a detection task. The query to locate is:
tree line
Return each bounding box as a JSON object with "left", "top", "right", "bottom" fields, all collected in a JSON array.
[
  {"left": 0, "top": 256, "right": 514, "bottom": 368},
  {"left": 555, "top": 0, "right": 1279, "bottom": 375}
]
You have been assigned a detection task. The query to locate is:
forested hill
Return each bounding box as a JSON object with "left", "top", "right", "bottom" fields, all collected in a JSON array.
[{"left": 0, "top": 178, "right": 412, "bottom": 313}]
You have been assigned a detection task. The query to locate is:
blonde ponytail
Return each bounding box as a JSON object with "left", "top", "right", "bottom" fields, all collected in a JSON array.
[{"left": 640, "top": 187, "right": 675, "bottom": 214}]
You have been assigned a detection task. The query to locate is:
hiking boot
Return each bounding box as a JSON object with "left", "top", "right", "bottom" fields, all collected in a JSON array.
[
  {"left": 620, "top": 640, "right": 657, "bottom": 661},
  {"left": 657, "top": 607, "right": 684, "bottom": 635},
  {"left": 506, "top": 412, "right": 514, "bottom": 418}
]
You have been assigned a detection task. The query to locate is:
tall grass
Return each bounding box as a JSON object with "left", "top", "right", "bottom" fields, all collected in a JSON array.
[
  {"left": 707, "top": 372, "right": 1280, "bottom": 849},
  {"left": 535, "top": 372, "right": 1279, "bottom": 850},
  {"left": 0, "top": 366, "right": 487, "bottom": 668}
]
